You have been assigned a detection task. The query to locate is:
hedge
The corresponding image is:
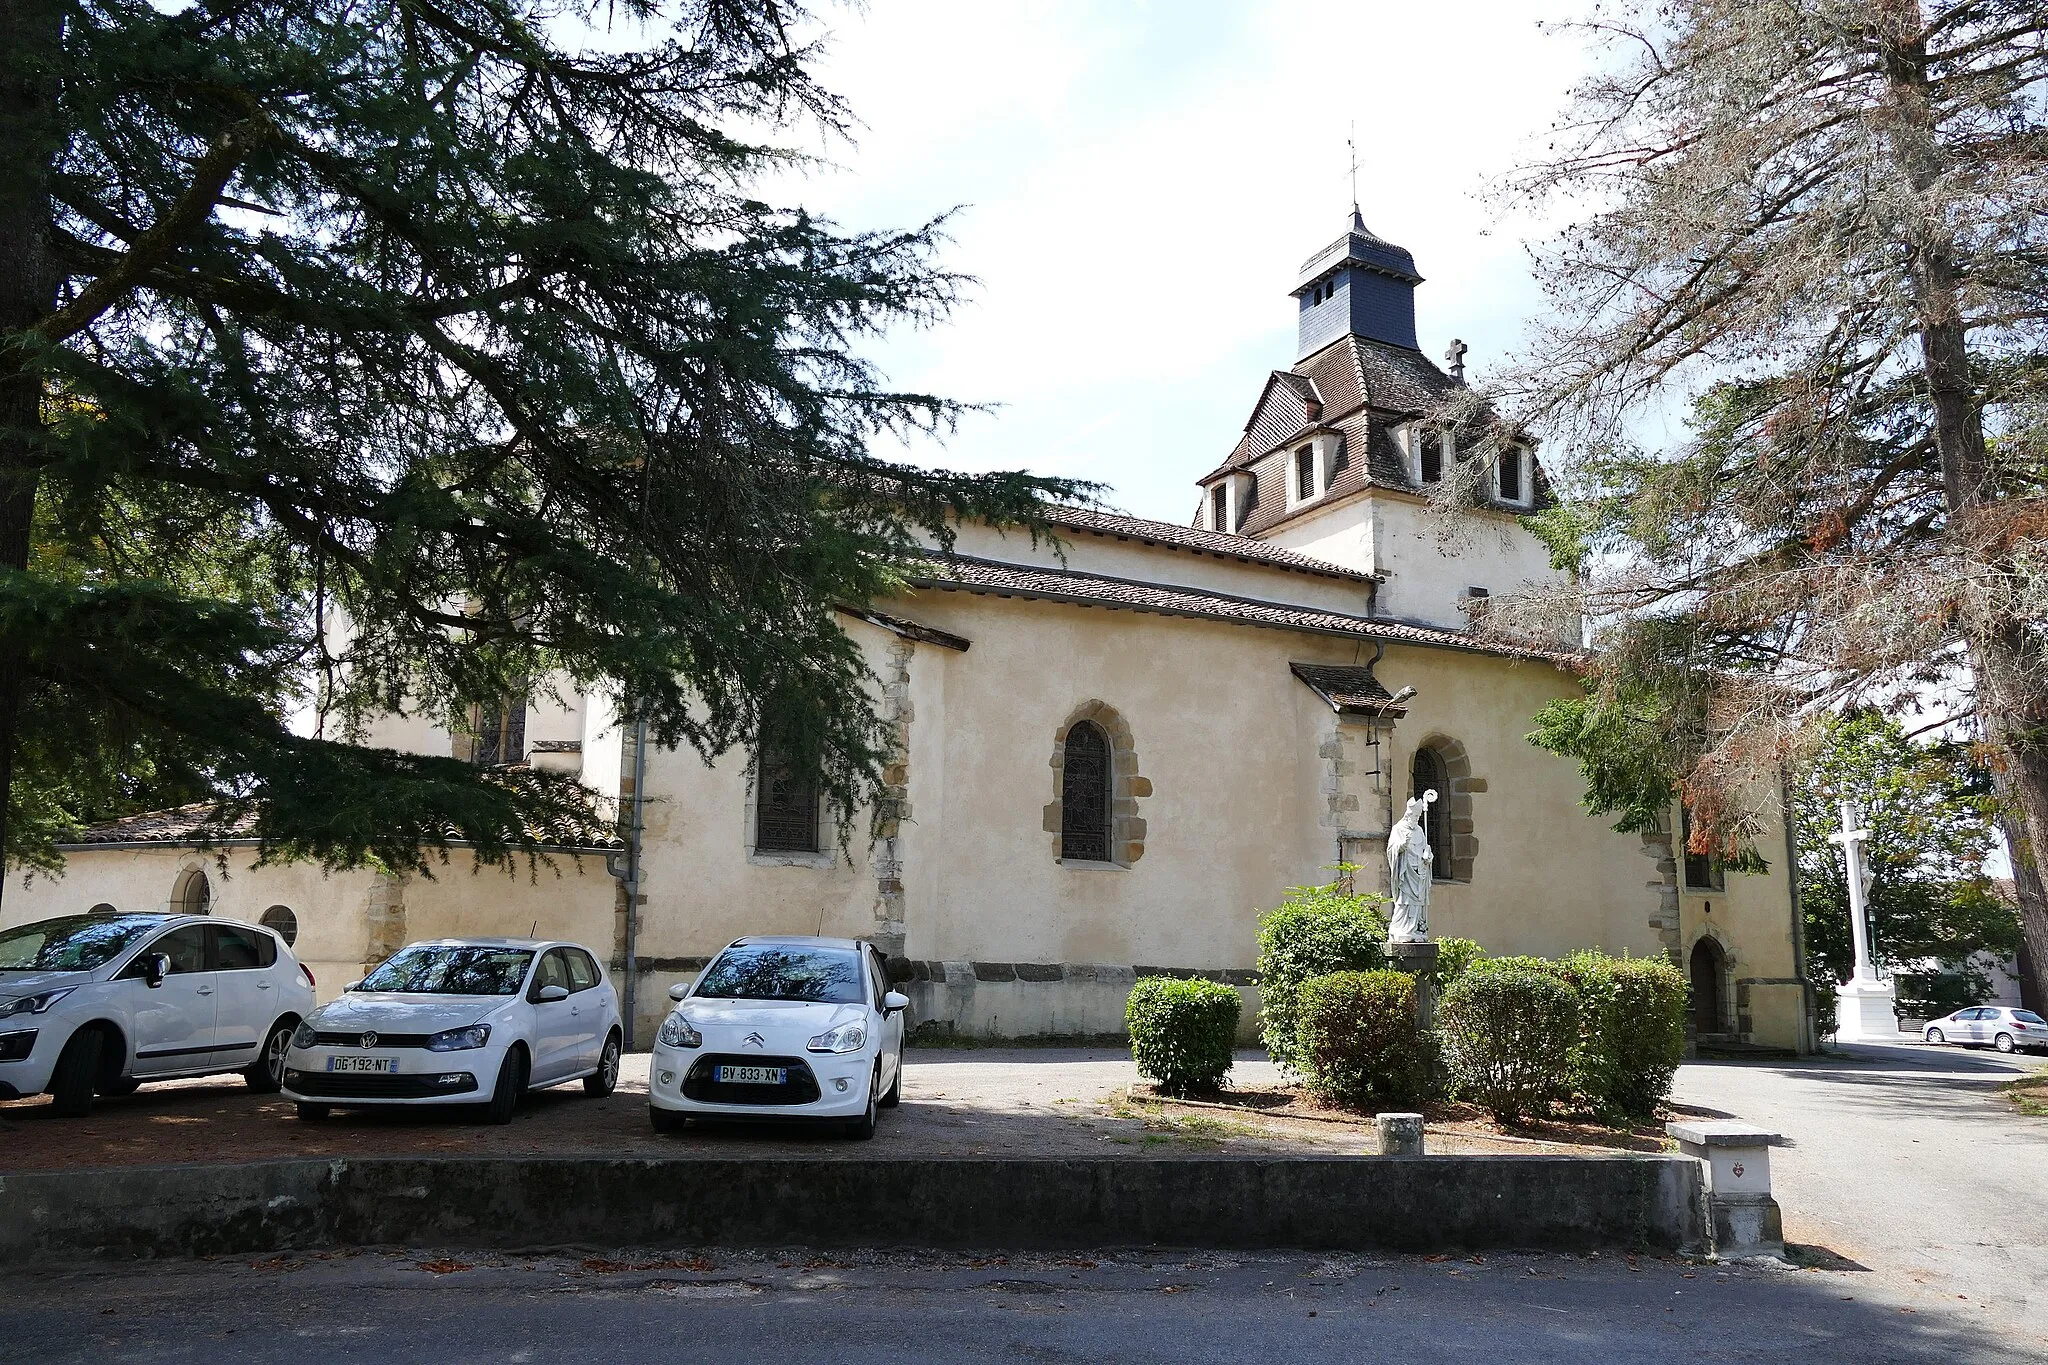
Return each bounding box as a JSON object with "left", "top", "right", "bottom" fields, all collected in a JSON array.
[
  {"left": 1254, "top": 882, "right": 1388, "bottom": 1074},
  {"left": 1126, "top": 976, "right": 1241, "bottom": 1094},
  {"left": 1295, "top": 970, "right": 1432, "bottom": 1110},
  {"left": 1438, "top": 965, "right": 1577, "bottom": 1121},
  {"left": 1552, "top": 951, "right": 1688, "bottom": 1122}
]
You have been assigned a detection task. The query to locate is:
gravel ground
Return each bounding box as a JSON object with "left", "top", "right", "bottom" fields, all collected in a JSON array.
[{"left": 0, "top": 1049, "right": 1610, "bottom": 1169}]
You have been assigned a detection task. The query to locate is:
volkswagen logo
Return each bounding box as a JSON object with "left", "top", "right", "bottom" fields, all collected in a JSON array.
[
  {"left": 742, "top": 1032, "right": 766, "bottom": 1049},
  {"left": 359, "top": 1031, "right": 379, "bottom": 1049}
]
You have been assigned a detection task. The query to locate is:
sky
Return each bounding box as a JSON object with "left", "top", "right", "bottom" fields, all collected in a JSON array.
[{"left": 743, "top": 0, "right": 1596, "bottom": 524}]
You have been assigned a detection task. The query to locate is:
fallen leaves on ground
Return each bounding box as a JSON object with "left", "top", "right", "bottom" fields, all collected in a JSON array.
[{"left": 416, "top": 1258, "right": 473, "bottom": 1275}]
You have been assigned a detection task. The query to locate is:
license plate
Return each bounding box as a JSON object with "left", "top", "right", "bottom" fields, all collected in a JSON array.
[
  {"left": 327, "top": 1055, "right": 398, "bottom": 1074},
  {"left": 715, "top": 1065, "right": 786, "bottom": 1085}
]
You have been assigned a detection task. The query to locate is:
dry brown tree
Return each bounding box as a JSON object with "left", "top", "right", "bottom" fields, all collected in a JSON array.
[{"left": 1467, "top": 0, "right": 2048, "bottom": 1002}]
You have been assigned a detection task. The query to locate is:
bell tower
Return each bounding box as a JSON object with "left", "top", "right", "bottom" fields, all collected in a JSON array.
[{"left": 1291, "top": 207, "right": 1423, "bottom": 359}]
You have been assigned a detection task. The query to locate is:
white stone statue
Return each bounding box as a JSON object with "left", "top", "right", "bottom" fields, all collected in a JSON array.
[{"left": 1387, "top": 790, "right": 1438, "bottom": 943}]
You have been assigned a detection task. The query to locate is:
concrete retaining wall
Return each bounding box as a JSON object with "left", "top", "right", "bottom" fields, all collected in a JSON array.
[{"left": 0, "top": 1154, "right": 1704, "bottom": 1262}]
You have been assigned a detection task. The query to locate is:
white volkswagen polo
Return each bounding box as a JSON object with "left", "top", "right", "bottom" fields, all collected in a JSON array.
[
  {"left": 281, "top": 937, "right": 622, "bottom": 1124},
  {"left": 648, "top": 936, "right": 907, "bottom": 1139}
]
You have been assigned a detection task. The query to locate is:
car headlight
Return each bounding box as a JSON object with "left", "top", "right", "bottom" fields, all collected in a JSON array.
[
  {"left": 807, "top": 1022, "right": 866, "bottom": 1054},
  {"left": 425, "top": 1024, "right": 492, "bottom": 1052},
  {"left": 657, "top": 1014, "right": 702, "bottom": 1048},
  {"left": 291, "top": 1019, "right": 319, "bottom": 1049},
  {"left": 0, "top": 988, "right": 75, "bottom": 1019}
]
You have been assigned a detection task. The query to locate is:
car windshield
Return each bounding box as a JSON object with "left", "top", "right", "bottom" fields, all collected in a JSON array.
[
  {"left": 693, "top": 944, "right": 866, "bottom": 1004},
  {"left": 356, "top": 945, "right": 534, "bottom": 996},
  {"left": 0, "top": 915, "right": 160, "bottom": 973},
  {"left": 2016, "top": 1010, "right": 2046, "bottom": 1026}
]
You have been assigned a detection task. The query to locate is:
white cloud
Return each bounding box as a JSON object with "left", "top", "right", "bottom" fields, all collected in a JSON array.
[{"left": 759, "top": 1, "right": 1594, "bottom": 519}]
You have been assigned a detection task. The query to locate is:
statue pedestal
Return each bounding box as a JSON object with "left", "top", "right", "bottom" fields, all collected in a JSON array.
[
  {"left": 1388, "top": 939, "right": 1440, "bottom": 1030},
  {"left": 1833, "top": 977, "right": 1899, "bottom": 1043}
]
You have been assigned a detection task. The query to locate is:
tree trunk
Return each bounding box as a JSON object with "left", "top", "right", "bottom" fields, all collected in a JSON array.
[
  {"left": 1879, "top": 4, "right": 2048, "bottom": 1008},
  {"left": 0, "top": 2, "right": 63, "bottom": 909}
]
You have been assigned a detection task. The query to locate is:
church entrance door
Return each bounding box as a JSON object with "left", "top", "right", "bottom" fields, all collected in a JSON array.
[{"left": 1690, "top": 938, "right": 1726, "bottom": 1036}]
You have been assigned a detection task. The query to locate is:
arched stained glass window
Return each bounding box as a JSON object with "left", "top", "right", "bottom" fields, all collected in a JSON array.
[
  {"left": 1060, "top": 721, "right": 1113, "bottom": 863},
  {"left": 1410, "top": 748, "right": 1454, "bottom": 881},
  {"left": 755, "top": 742, "right": 821, "bottom": 854}
]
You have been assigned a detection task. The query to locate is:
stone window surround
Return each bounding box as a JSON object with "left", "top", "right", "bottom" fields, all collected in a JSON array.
[
  {"left": 743, "top": 756, "right": 836, "bottom": 869},
  {"left": 1406, "top": 732, "right": 1480, "bottom": 883},
  {"left": 1044, "top": 700, "right": 1151, "bottom": 868}
]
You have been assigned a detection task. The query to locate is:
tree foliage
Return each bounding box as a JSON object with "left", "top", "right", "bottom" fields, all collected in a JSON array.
[
  {"left": 1483, "top": 0, "right": 2048, "bottom": 1002},
  {"left": 0, "top": 1, "right": 1088, "bottom": 881},
  {"left": 1792, "top": 709, "right": 2016, "bottom": 1001}
]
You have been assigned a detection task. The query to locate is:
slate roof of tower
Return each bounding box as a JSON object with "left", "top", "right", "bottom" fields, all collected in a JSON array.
[
  {"left": 1297, "top": 209, "right": 1422, "bottom": 287},
  {"left": 1200, "top": 334, "right": 1549, "bottom": 539}
]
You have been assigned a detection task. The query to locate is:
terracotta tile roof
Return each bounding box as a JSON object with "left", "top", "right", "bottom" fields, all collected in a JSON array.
[
  {"left": 1033, "top": 504, "right": 1373, "bottom": 582},
  {"left": 910, "top": 555, "right": 1577, "bottom": 663},
  {"left": 1290, "top": 662, "right": 1410, "bottom": 718}
]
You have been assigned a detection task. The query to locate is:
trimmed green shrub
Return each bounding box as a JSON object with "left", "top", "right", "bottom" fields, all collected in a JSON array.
[
  {"left": 1555, "top": 951, "right": 1687, "bottom": 1121},
  {"left": 1255, "top": 878, "right": 1389, "bottom": 1074},
  {"left": 1438, "top": 965, "right": 1578, "bottom": 1121},
  {"left": 1126, "top": 976, "right": 1241, "bottom": 1094},
  {"left": 1295, "top": 970, "right": 1433, "bottom": 1109},
  {"left": 1431, "top": 937, "right": 1485, "bottom": 989}
]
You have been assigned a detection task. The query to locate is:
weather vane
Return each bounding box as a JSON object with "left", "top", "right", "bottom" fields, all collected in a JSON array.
[{"left": 1346, "top": 120, "right": 1359, "bottom": 215}]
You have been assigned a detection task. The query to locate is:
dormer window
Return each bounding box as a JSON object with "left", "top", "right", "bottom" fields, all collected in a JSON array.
[
  {"left": 1210, "top": 483, "right": 1229, "bottom": 531},
  {"left": 1295, "top": 446, "right": 1315, "bottom": 500},
  {"left": 1495, "top": 445, "right": 1530, "bottom": 506},
  {"left": 1403, "top": 424, "right": 1443, "bottom": 485}
]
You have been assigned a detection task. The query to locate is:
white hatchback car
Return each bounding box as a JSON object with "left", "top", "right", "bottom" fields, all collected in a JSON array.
[
  {"left": 282, "top": 937, "right": 623, "bottom": 1124},
  {"left": 648, "top": 936, "right": 908, "bottom": 1139},
  {"left": 1923, "top": 1005, "right": 2048, "bottom": 1054},
  {"left": 0, "top": 911, "right": 318, "bottom": 1116}
]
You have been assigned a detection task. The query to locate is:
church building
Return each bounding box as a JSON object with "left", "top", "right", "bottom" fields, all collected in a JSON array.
[{"left": 4, "top": 212, "right": 1815, "bottom": 1055}]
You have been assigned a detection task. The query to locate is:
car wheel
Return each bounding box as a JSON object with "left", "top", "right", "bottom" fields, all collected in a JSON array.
[
  {"left": 1926, "top": 1027, "right": 1946, "bottom": 1045},
  {"left": 585, "top": 1030, "right": 622, "bottom": 1097},
  {"left": 47, "top": 1028, "right": 104, "bottom": 1118},
  {"left": 844, "top": 1063, "right": 879, "bottom": 1141},
  {"left": 295, "top": 1102, "right": 331, "bottom": 1121},
  {"left": 649, "top": 1105, "right": 688, "bottom": 1134},
  {"left": 878, "top": 1052, "right": 903, "bottom": 1109},
  {"left": 245, "top": 1019, "right": 295, "bottom": 1093},
  {"left": 96, "top": 1075, "right": 141, "bottom": 1098},
  {"left": 484, "top": 1046, "right": 528, "bottom": 1125},
  {"left": 1995, "top": 1032, "right": 2016, "bottom": 1053}
]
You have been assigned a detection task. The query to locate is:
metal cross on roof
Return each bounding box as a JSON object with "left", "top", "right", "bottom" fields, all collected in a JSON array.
[{"left": 1346, "top": 121, "right": 1360, "bottom": 215}]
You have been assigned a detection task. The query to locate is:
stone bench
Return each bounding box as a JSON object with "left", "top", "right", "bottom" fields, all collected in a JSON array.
[{"left": 1667, "top": 1119, "right": 1784, "bottom": 1259}]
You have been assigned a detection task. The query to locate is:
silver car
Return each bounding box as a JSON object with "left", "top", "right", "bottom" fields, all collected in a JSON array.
[{"left": 1922, "top": 1005, "right": 2048, "bottom": 1054}]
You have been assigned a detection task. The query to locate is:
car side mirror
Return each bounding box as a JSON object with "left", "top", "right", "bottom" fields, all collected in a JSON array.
[
  {"left": 883, "top": 991, "right": 909, "bottom": 1014},
  {"left": 667, "top": 983, "right": 691, "bottom": 1002},
  {"left": 344, "top": 979, "right": 364, "bottom": 992},
  {"left": 142, "top": 953, "right": 169, "bottom": 989},
  {"left": 534, "top": 984, "right": 570, "bottom": 1003}
]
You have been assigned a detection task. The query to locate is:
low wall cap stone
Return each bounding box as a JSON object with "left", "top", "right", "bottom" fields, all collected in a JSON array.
[{"left": 1666, "top": 1119, "right": 1781, "bottom": 1147}]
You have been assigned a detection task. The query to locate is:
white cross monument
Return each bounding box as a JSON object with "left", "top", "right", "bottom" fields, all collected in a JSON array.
[{"left": 1828, "top": 800, "right": 1898, "bottom": 1042}]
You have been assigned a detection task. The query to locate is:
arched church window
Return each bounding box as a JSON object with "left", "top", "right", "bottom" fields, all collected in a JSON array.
[
  {"left": 1296, "top": 446, "right": 1316, "bottom": 500},
  {"left": 261, "top": 904, "right": 299, "bottom": 947},
  {"left": 754, "top": 741, "right": 821, "bottom": 855},
  {"left": 1410, "top": 748, "right": 1454, "bottom": 881},
  {"left": 171, "top": 869, "right": 211, "bottom": 915},
  {"left": 1059, "top": 721, "right": 1113, "bottom": 863}
]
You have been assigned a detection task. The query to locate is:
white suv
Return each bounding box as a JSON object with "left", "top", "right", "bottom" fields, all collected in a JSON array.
[{"left": 0, "top": 911, "right": 318, "bottom": 1116}]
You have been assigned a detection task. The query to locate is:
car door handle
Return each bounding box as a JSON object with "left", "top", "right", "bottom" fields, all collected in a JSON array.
[
  {"left": 256, "top": 981, "right": 272, "bottom": 990},
  {"left": 196, "top": 987, "right": 213, "bottom": 996}
]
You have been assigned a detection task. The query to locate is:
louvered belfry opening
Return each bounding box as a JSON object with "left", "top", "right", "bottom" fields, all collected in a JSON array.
[
  {"left": 1059, "top": 720, "right": 1113, "bottom": 862},
  {"left": 1498, "top": 448, "right": 1522, "bottom": 502},
  {"left": 754, "top": 742, "right": 821, "bottom": 854},
  {"left": 1296, "top": 445, "right": 1315, "bottom": 499}
]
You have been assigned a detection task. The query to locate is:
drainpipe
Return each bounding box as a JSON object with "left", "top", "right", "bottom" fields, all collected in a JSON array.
[{"left": 621, "top": 714, "right": 650, "bottom": 1049}]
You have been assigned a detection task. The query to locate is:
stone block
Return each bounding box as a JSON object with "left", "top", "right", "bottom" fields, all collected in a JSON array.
[
  {"left": 1454, "top": 777, "right": 1487, "bottom": 793},
  {"left": 1128, "top": 777, "right": 1152, "bottom": 798},
  {"left": 1376, "top": 1113, "right": 1426, "bottom": 1156}
]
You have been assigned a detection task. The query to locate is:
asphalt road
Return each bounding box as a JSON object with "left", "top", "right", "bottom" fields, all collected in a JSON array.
[
  {"left": 3, "top": 1244, "right": 2038, "bottom": 1365},
  {"left": 1672, "top": 1039, "right": 2048, "bottom": 1345}
]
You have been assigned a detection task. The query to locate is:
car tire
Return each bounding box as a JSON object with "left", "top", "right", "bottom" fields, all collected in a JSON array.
[
  {"left": 245, "top": 1019, "right": 295, "bottom": 1093},
  {"left": 295, "top": 1102, "right": 331, "bottom": 1121},
  {"left": 844, "top": 1063, "right": 879, "bottom": 1141},
  {"left": 649, "top": 1105, "right": 688, "bottom": 1134},
  {"left": 47, "top": 1028, "right": 104, "bottom": 1118},
  {"left": 97, "top": 1074, "right": 141, "bottom": 1098},
  {"left": 1926, "top": 1027, "right": 1946, "bottom": 1045},
  {"left": 585, "top": 1030, "right": 622, "bottom": 1097},
  {"left": 484, "top": 1046, "right": 528, "bottom": 1125},
  {"left": 1995, "top": 1032, "right": 2016, "bottom": 1053},
  {"left": 878, "top": 1052, "right": 903, "bottom": 1109}
]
